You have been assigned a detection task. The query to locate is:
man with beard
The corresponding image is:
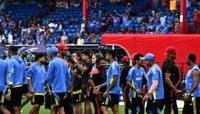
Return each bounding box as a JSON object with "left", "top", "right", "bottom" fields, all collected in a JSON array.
[
  {"left": 183, "top": 53, "right": 200, "bottom": 114},
  {"left": 58, "top": 43, "right": 73, "bottom": 114},
  {"left": 27, "top": 53, "right": 46, "bottom": 114},
  {"left": 127, "top": 53, "right": 146, "bottom": 114},
  {"left": 162, "top": 47, "right": 182, "bottom": 114},
  {"left": 89, "top": 57, "right": 107, "bottom": 114}
]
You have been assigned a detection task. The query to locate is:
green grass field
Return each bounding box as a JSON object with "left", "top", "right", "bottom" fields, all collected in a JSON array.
[
  {"left": 22, "top": 102, "right": 125, "bottom": 114},
  {"left": 22, "top": 102, "right": 50, "bottom": 114},
  {"left": 21, "top": 102, "right": 183, "bottom": 114},
  {"left": 22, "top": 99, "right": 192, "bottom": 114}
]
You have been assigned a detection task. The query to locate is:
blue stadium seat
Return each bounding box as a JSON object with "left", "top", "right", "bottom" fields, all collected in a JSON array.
[{"left": 9, "top": 3, "right": 40, "bottom": 20}]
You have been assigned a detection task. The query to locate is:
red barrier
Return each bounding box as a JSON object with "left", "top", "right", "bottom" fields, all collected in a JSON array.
[{"left": 101, "top": 34, "right": 200, "bottom": 74}]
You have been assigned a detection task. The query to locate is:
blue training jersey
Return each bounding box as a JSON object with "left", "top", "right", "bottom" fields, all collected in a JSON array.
[
  {"left": 147, "top": 64, "right": 164, "bottom": 100},
  {"left": 0, "top": 59, "right": 7, "bottom": 91},
  {"left": 27, "top": 62, "right": 46, "bottom": 93},
  {"left": 7, "top": 55, "right": 26, "bottom": 87},
  {"left": 127, "top": 66, "right": 146, "bottom": 98},
  {"left": 185, "top": 65, "right": 200, "bottom": 97},
  {"left": 45, "top": 57, "right": 71, "bottom": 93},
  {"left": 106, "top": 61, "right": 121, "bottom": 94}
]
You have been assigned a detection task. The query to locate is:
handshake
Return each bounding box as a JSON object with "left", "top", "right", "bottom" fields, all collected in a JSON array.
[
  {"left": 174, "top": 89, "right": 191, "bottom": 102},
  {"left": 93, "top": 86, "right": 100, "bottom": 95},
  {"left": 92, "top": 85, "right": 110, "bottom": 98},
  {"left": 168, "top": 89, "right": 192, "bottom": 103}
]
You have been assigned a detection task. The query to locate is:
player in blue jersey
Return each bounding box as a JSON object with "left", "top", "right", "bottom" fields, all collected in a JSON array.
[
  {"left": 127, "top": 53, "right": 146, "bottom": 114},
  {"left": 27, "top": 53, "right": 46, "bottom": 114},
  {"left": 183, "top": 53, "right": 200, "bottom": 114},
  {"left": 97, "top": 50, "right": 121, "bottom": 114},
  {"left": 0, "top": 58, "right": 10, "bottom": 114},
  {"left": 6, "top": 46, "right": 26, "bottom": 114},
  {"left": 142, "top": 53, "right": 164, "bottom": 114},
  {"left": 45, "top": 47, "right": 71, "bottom": 114},
  {"left": 18, "top": 47, "right": 32, "bottom": 111}
]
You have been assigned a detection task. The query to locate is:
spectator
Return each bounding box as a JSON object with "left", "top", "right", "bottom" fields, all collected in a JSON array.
[
  {"left": 56, "top": 0, "right": 65, "bottom": 8},
  {"left": 160, "top": 15, "right": 167, "bottom": 26},
  {"left": 8, "top": 31, "right": 13, "bottom": 44},
  {"left": 0, "top": 29, "right": 5, "bottom": 44},
  {"left": 86, "top": 33, "right": 97, "bottom": 43},
  {"left": 38, "top": 31, "right": 46, "bottom": 44},
  {"left": 48, "top": 21, "right": 58, "bottom": 33},
  {"left": 125, "top": 16, "right": 133, "bottom": 33},
  {"left": 112, "top": 11, "right": 121, "bottom": 33},
  {"left": 77, "top": 36, "right": 84, "bottom": 45},
  {"left": 46, "top": 32, "right": 55, "bottom": 44},
  {"left": 155, "top": 21, "right": 163, "bottom": 33},
  {"left": 61, "top": 32, "right": 68, "bottom": 44},
  {"left": 174, "top": 19, "right": 180, "bottom": 33},
  {"left": 58, "top": 22, "right": 63, "bottom": 31},
  {"left": 126, "top": 2, "right": 134, "bottom": 16},
  {"left": 80, "top": 19, "right": 85, "bottom": 33},
  {"left": 0, "top": 0, "right": 6, "bottom": 12},
  {"left": 120, "top": 12, "right": 129, "bottom": 32}
]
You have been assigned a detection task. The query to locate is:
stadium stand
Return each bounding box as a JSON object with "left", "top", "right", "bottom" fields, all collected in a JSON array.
[{"left": 0, "top": 0, "right": 200, "bottom": 45}]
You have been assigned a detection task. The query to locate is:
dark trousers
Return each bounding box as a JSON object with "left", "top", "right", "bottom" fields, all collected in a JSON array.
[
  {"left": 64, "top": 93, "right": 73, "bottom": 114},
  {"left": 146, "top": 99, "right": 164, "bottom": 114},
  {"left": 196, "top": 97, "right": 200, "bottom": 114},
  {"left": 0, "top": 92, "right": 2, "bottom": 114},
  {"left": 123, "top": 86, "right": 130, "bottom": 114},
  {"left": 183, "top": 100, "right": 194, "bottom": 114},
  {"left": 183, "top": 97, "right": 200, "bottom": 114},
  {"left": 164, "top": 95, "right": 178, "bottom": 114},
  {"left": 182, "top": 97, "right": 200, "bottom": 114},
  {"left": 92, "top": 95, "right": 102, "bottom": 114},
  {"left": 131, "top": 97, "right": 144, "bottom": 114}
]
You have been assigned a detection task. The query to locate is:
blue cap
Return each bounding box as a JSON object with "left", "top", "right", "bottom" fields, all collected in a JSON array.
[
  {"left": 18, "top": 47, "right": 27, "bottom": 53},
  {"left": 48, "top": 47, "right": 58, "bottom": 55},
  {"left": 142, "top": 53, "right": 155, "bottom": 61}
]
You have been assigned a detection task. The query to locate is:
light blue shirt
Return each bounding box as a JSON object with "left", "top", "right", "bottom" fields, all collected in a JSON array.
[
  {"left": 27, "top": 62, "right": 46, "bottom": 93},
  {"left": 147, "top": 64, "right": 164, "bottom": 100},
  {"left": 7, "top": 55, "right": 26, "bottom": 87},
  {"left": 185, "top": 65, "right": 200, "bottom": 97},
  {"left": 0, "top": 59, "right": 7, "bottom": 91},
  {"left": 45, "top": 57, "right": 70, "bottom": 93},
  {"left": 106, "top": 61, "right": 121, "bottom": 94},
  {"left": 127, "top": 66, "right": 146, "bottom": 98}
]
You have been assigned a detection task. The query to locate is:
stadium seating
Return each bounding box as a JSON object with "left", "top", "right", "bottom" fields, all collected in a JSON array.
[
  {"left": 1, "top": 1, "right": 199, "bottom": 44},
  {"left": 8, "top": 3, "right": 39, "bottom": 20}
]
